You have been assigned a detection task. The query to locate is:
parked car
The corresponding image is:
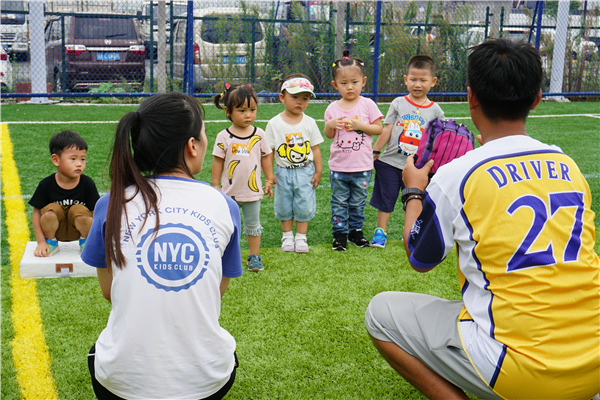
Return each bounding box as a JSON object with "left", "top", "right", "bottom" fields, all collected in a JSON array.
[
  {"left": 45, "top": 14, "right": 146, "bottom": 91},
  {"left": 171, "top": 7, "right": 266, "bottom": 91},
  {"left": 0, "top": 47, "right": 13, "bottom": 92},
  {"left": 1, "top": 0, "right": 29, "bottom": 60}
]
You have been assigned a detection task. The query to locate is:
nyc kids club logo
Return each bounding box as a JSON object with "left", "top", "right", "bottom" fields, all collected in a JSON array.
[{"left": 136, "top": 223, "right": 210, "bottom": 292}]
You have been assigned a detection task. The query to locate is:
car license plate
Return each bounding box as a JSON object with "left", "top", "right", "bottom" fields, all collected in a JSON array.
[
  {"left": 96, "top": 52, "right": 120, "bottom": 61},
  {"left": 223, "top": 55, "right": 245, "bottom": 64}
]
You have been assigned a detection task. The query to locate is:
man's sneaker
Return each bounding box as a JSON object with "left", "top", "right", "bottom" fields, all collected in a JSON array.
[
  {"left": 332, "top": 233, "right": 347, "bottom": 251},
  {"left": 247, "top": 254, "right": 264, "bottom": 272},
  {"left": 370, "top": 228, "right": 387, "bottom": 248},
  {"left": 79, "top": 238, "right": 86, "bottom": 253},
  {"left": 46, "top": 238, "right": 60, "bottom": 256},
  {"left": 348, "top": 229, "right": 370, "bottom": 247},
  {"left": 281, "top": 237, "right": 295, "bottom": 252},
  {"left": 295, "top": 238, "right": 309, "bottom": 253}
]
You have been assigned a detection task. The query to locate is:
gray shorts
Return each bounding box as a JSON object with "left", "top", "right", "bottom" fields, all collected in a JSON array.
[{"left": 365, "top": 291, "right": 503, "bottom": 400}]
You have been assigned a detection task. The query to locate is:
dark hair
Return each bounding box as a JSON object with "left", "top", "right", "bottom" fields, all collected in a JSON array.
[
  {"left": 212, "top": 83, "right": 258, "bottom": 121},
  {"left": 332, "top": 49, "right": 365, "bottom": 80},
  {"left": 406, "top": 55, "right": 436, "bottom": 76},
  {"left": 105, "top": 93, "right": 205, "bottom": 270},
  {"left": 49, "top": 130, "right": 87, "bottom": 156},
  {"left": 279, "top": 73, "right": 312, "bottom": 93},
  {"left": 467, "top": 38, "right": 542, "bottom": 122}
]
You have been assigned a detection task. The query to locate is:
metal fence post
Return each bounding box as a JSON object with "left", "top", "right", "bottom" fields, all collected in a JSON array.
[
  {"left": 535, "top": 1, "right": 544, "bottom": 50},
  {"left": 61, "top": 16, "right": 66, "bottom": 92},
  {"left": 372, "top": 0, "right": 382, "bottom": 103},
  {"left": 183, "top": 0, "right": 194, "bottom": 95},
  {"left": 149, "top": 3, "right": 154, "bottom": 91},
  {"left": 550, "top": 0, "right": 570, "bottom": 99},
  {"left": 169, "top": 1, "right": 175, "bottom": 91}
]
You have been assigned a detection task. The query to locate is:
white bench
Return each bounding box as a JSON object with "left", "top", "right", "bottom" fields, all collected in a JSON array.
[{"left": 19, "top": 241, "right": 98, "bottom": 278}]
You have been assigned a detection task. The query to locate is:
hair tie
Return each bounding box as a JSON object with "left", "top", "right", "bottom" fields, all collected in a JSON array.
[
  {"left": 360, "top": 62, "right": 364, "bottom": 66},
  {"left": 332, "top": 62, "right": 337, "bottom": 67},
  {"left": 343, "top": 56, "right": 349, "bottom": 60},
  {"left": 220, "top": 92, "right": 225, "bottom": 98}
]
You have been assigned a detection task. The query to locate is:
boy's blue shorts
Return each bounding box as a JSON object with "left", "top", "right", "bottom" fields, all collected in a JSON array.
[{"left": 369, "top": 159, "right": 405, "bottom": 213}]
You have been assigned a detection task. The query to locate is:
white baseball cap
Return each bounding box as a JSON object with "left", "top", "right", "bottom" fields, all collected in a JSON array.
[{"left": 281, "top": 77, "right": 315, "bottom": 97}]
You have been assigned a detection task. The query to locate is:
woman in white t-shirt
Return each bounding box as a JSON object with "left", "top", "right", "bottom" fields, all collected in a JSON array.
[{"left": 82, "top": 93, "right": 243, "bottom": 400}]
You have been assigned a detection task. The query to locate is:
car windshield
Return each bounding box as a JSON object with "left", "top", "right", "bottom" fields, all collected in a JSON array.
[
  {"left": 1, "top": 0, "right": 26, "bottom": 24},
  {"left": 201, "top": 14, "right": 263, "bottom": 44},
  {"left": 74, "top": 17, "right": 137, "bottom": 40}
]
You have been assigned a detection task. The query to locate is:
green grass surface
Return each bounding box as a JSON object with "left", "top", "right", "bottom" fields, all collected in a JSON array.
[{"left": 1, "top": 101, "right": 599, "bottom": 399}]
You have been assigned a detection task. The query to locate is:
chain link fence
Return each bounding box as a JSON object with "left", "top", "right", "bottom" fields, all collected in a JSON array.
[{"left": 1, "top": 0, "right": 599, "bottom": 102}]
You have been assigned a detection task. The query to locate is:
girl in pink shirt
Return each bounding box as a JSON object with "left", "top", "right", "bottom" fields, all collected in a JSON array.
[{"left": 324, "top": 50, "right": 383, "bottom": 251}]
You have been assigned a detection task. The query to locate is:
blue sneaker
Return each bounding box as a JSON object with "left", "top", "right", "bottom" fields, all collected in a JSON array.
[
  {"left": 247, "top": 254, "right": 264, "bottom": 272},
  {"left": 46, "top": 238, "right": 60, "bottom": 256},
  {"left": 79, "top": 238, "right": 86, "bottom": 253},
  {"left": 370, "top": 228, "right": 387, "bottom": 248}
]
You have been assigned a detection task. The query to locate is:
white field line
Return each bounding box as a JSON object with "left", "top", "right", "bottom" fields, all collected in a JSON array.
[{"left": 2, "top": 113, "right": 600, "bottom": 124}]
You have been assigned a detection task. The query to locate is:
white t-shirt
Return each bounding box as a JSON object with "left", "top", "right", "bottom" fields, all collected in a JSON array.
[
  {"left": 212, "top": 126, "right": 272, "bottom": 202},
  {"left": 82, "top": 177, "right": 243, "bottom": 399},
  {"left": 265, "top": 113, "right": 324, "bottom": 168}
]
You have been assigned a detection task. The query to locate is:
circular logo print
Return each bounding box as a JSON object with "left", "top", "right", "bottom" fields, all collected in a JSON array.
[{"left": 136, "top": 223, "right": 210, "bottom": 292}]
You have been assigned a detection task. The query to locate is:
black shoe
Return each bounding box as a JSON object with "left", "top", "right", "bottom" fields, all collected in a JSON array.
[
  {"left": 332, "top": 232, "right": 347, "bottom": 251},
  {"left": 348, "top": 229, "right": 370, "bottom": 247}
]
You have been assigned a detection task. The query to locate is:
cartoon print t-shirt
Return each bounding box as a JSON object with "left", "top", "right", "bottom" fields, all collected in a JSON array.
[
  {"left": 212, "top": 127, "right": 272, "bottom": 202},
  {"left": 265, "top": 113, "right": 324, "bottom": 168},
  {"left": 379, "top": 95, "right": 444, "bottom": 170},
  {"left": 325, "top": 96, "right": 383, "bottom": 173}
]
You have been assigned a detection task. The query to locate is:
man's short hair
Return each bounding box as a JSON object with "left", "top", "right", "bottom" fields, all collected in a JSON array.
[
  {"left": 49, "top": 130, "right": 88, "bottom": 156},
  {"left": 467, "top": 38, "right": 542, "bottom": 122},
  {"left": 406, "top": 55, "right": 436, "bottom": 76}
]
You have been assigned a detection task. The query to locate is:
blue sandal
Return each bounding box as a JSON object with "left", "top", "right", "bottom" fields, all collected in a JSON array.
[{"left": 247, "top": 254, "right": 264, "bottom": 272}]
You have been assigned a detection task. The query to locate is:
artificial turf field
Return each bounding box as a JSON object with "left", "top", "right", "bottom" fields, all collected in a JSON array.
[{"left": 1, "top": 100, "right": 599, "bottom": 399}]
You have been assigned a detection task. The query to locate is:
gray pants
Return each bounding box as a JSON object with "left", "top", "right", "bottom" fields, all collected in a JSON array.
[{"left": 365, "top": 291, "right": 503, "bottom": 400}]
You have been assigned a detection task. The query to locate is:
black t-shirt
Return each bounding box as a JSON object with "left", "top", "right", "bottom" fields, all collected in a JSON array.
[{"left": 29, "top": 173, "right": 100, "bottom": 211}]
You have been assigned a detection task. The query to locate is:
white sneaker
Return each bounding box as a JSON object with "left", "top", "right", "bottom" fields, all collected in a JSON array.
[
  {"left": 281, "top": 237, "right": 294, "bottom": 252},
  {"left": 295, "top": 238, "right": 309, "bottom": 253}
]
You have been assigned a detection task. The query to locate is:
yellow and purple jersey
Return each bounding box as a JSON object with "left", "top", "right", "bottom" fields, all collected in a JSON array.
[{"left": 408, "top": 135, "right": 600, "bottom": 399}]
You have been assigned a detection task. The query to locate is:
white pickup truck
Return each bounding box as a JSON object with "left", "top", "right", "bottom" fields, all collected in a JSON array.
[{"left": 0, "top": 0, "right": 29, "bottom": 59}]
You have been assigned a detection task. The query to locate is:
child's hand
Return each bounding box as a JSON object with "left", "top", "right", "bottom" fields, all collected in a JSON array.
[
  {"left": 34, "top": 242, "right": 51, "bottom": 257},
  {"left": 311, "top": 171, "right": 322, "bottom": 189},
  {"left": 373, "top": 153, "right": 380, "bottom": 160},
  {"left": 263, "top": 179, "right": 276, "bottom": 199},
  {"left": 344, "top": 115, "right": 365, "bottom": 132},
  {"left": 326, "top": 117, "right": 347, "bottom": 132}
]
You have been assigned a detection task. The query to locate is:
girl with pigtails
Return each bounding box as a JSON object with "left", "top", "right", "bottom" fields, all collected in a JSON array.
[
  {"left": 324, "top": 49, "right": 383, "bottom": 251},
  {"left": 82, "top": 93, "right": 242, "bottom": 400},
  {"left": 212, "top": 83, "right": 275, "bottom": 272}
]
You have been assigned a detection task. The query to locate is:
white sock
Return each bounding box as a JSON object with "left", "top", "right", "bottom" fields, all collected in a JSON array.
[
  {"left": 295, "top": 233, "right": 307, "bottom": 241},
  {"left": 282, "top": 231, "right": 293, "bottom": 240}
]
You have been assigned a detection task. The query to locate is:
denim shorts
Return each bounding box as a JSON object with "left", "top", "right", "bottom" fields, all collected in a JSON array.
[
  {"left": 369, "top": 159, "right": 405, "bottom": 213},
  {"left": 237, "top": 200, "right": 262, "bottom": 236},
  {"left": 274, "top": 162, "right": 316, "bottom": 222}
]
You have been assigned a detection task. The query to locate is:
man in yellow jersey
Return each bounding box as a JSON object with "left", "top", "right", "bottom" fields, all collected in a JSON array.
[{"left": 365, "top": 38, "right": 600, "bottom": 400}]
